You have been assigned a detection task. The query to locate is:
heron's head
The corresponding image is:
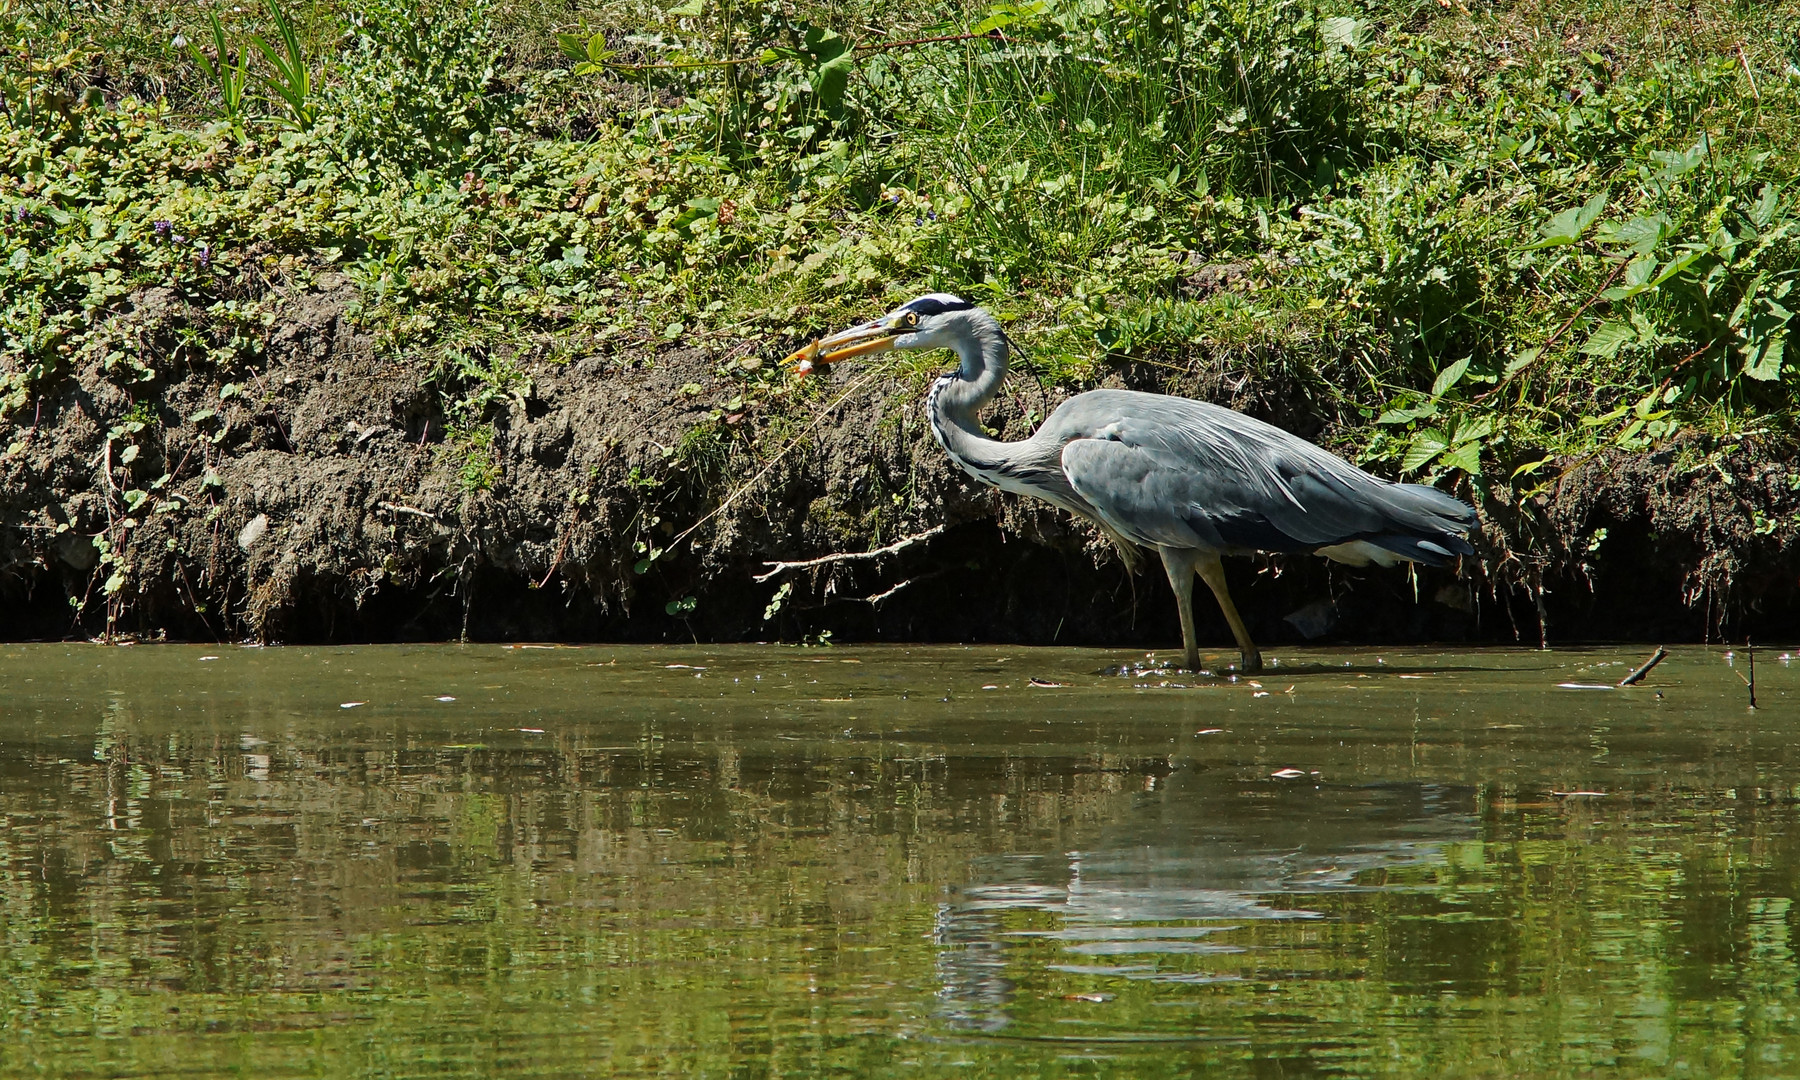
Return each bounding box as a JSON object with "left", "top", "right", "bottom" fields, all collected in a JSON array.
[{"left": 782, "top": 293, "right": 979, "bottom": 375}]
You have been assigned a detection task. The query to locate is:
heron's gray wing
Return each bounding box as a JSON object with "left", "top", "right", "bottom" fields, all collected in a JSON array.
[{"left": 1051, "top": 391, "right": 1475, "bottom": 562}]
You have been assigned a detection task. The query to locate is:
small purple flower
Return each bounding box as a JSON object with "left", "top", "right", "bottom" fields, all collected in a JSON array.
[
  {"left": 196, "top": 243, "right": 212, "bottom": 267},
  {"left": 928, "top": 211, "right": 937, "bottom": 221},
  {"left": 153, "top": 219, "right": 171, "bottom": 237},
  {"left": 914, "top": 217, "right": 923, "bottom": 226},
  {"left": 12, "top": 206, "right": 27, "bottom": 223},
  {"left": 171, "top": 233, "right": 185, "bottom": 244}
]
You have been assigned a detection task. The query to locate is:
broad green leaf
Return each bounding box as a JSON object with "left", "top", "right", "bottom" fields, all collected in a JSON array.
[
  {"left": 1402, "top": 429, "right": 1449, "bottom": 473},
  {"left": 1596, "top": 214, "right": 1667, "bottom": 256},
  {"left": 812, "top": 50, "right": 854, "bottom": 117},
  {"left": 668, "top": 0, "right": 704, "bottom": 15},
  {"left": 1452, "top": 416, "right": 1494, "bottom": 444},
  {"left": 1521, "top": 193, "right": 1607, "bottom": 250},
  {"left": 970, "top": 1, "right": 1049, "bottom": 34},
  {"left": 1579, "top": 320, "right": 1635, "bottom": 359},
  {"left": 1504, "top": 347, "right": 1541, "bottom": 376},
  {"left": 1321, "top": 16, "right": 1361, "bottom": 49},
  {"left": 670, "top": 197, "right": 720, "bottom": 234},
  {"left": 1741, "top": 315, "right": 1788, "bottom": 382},
  {"left": 1430, "top": 357, "right": 1470, "bottom": 399},
  {"left": 1442, "top": 442, "right": 1482, "bottom": 475},
  {"left": 1650, "top": 136, "right": 1708, "bottom": 181},
  {"left": 1750, "top": 184, "right": 1780, "bottom": 229},
  {"left": 1376, "top": 400, "right": 1437, "bottom": 425},
  {"left": 1646, "top": 248, "right": 1703, "bottom": 290},
  {"left": 1581, "top": 405, "right": 1630, "bottom": 428},
  {"left": 556, "top": 33, "right": 587, "bottom": 61}
]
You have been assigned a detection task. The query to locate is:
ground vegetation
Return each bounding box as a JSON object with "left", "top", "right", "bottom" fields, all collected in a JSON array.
[{"left": 2, "top": 0, "right": 1798, "bottom": 644}]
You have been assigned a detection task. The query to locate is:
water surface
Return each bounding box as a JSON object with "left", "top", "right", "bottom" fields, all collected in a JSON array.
[{"left": 0, "top": 643, "right": 1795, "bottom": 1077}]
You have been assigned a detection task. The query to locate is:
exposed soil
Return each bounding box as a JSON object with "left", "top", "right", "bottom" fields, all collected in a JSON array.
[{"left": 4, "top": 276, "right": 1799, "bottom": 649}]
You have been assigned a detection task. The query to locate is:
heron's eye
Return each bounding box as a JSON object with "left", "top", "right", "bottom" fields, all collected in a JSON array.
[{"left": 902, "top": 311, "right": 919, "bottom": 327}]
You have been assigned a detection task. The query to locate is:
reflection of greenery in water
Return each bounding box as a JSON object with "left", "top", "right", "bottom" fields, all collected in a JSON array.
[{"left": 0, "top": 644, "right": 1794, "bottom": 1077}]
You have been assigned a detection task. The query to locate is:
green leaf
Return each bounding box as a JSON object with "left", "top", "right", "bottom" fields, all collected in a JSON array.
[
  {"left": 1376, "top": 400, "right": 1437, "bottom": 426},
  {"left": 970, "top": 1, "right": 1049, "bottom": 35},
  {"left": 1402, "top": 429, "right": 1449, "bottom": 473},
  {"left": 1504, "top": 347, "right": 1541, "bottom": 376},
  {"left": 556, "top": 33, "right": 588, "bottom": 61},
  {"left": 1521, "top": 193, "right": 1607, "bottom": 250},
  {"left": 1441, "top": 442, "right": 1482, "bottom": 476},
  {"left": 1579, "top": 320, "right": 1636, "bottom": 359},
  {"left": 1649, "top": 136, "right": 1708, "bottom": 181},
  {"left": 1741, "top": 320, "right": 1788, "bottom": 382},
  {"left": 1320, "top": 16, "right": 1362, "bottom": 49},
  {"left": 1452, "top": 416, "right": 1494, "bottom": 444},
  {"left": 1595, "top": 214, "right": 1668, "bottom": 256},
  {"left": 1430, "top": 357, "right": 1470, "bottom": 399},
  {"left": 668, "top": 0, "right": 704, "bottom": 15},
  {"left": 669, "top": 197, "right": 721, "bottom": 234}
]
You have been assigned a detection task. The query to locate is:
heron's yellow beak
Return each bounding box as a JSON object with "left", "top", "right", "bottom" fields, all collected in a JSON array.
[{"left": 780, "top": 316, "right": 902, "bottom": 376}]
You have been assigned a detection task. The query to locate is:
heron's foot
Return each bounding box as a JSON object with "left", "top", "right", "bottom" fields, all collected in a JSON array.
[{"left": 1239, "top": 649, "right": 1263, "bottom": 674}]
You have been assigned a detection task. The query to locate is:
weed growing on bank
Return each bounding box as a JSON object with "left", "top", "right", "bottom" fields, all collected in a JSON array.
[{"left": 2, "top": 0, "right": 1798, "bottom": 514}]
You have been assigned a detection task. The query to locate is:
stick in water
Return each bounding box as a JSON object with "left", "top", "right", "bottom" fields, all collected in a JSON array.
[
  {"left": 1748, "top": 644, "right": 1757, "bottom": 709},
  {"left": 1618, "top": 646, "right": 1668, "bottom": 687},
  {"left": 1730, "top": 643, "right": 1759, "bottom": 709}
]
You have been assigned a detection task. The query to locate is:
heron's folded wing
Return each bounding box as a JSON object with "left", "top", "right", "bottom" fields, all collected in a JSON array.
[{"left": 1059, "top": 411, "right": 1418, "bottom": 554}]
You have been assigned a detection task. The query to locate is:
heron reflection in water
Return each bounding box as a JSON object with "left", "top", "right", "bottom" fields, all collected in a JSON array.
[{"left": 785, "top": 294, "right": 1478, "bottom": 672}]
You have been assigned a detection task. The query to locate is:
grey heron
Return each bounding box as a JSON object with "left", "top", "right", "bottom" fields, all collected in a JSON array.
[{"left": 783, "top": 293, "right": 1478, "bottom": 673}]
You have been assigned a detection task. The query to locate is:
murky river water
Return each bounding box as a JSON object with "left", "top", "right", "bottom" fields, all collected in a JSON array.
[{"left": 0, "top": 643, "right": 1795, "bottom": 1078}]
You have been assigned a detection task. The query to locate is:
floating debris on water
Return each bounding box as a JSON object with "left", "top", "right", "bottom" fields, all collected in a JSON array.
[
  {"left": 1556, "top": 683, "right": 1615, "bottom": 690},
  {"left": 1271, "top": 768, "right": 1307, "bottom": 779},
  {"left": 1028, "top": 678, "right": 1066, "bottom": 688},
  {"left": 435, "top": 696, "right": 456, "bottom": 702},
  {"left": 340, "top": 701, "right": 365, "bottom": 709}
]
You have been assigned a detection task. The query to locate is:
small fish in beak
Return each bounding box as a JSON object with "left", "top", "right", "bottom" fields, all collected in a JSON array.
[{"left": 780, "top": 313, "right": 907, "bottom": 376}]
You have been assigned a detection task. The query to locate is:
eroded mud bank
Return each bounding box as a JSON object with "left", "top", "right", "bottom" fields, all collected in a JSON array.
[{"left": 4, "top": 277, "right": 1797, "bottom": 647}]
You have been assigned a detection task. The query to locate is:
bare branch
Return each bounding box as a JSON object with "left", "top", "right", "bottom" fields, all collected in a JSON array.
[
  {"left": 378, "top": 501, "right": 438, "bottom": 522},
  {"left": 754, "top": 524, "right": 946, "bottom": 583},
  {"left": 863, "top": 568, "right": 948, "bottom": 606}
]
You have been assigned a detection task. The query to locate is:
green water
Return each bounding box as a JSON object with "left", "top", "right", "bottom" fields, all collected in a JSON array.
[{"left": 0, "top": 643, "right": 1794, "bottom": 1078}]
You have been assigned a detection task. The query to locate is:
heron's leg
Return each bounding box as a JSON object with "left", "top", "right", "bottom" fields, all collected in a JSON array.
[
  {"left": 1195, "top": 553, "right": 1262, "bottom": 674},
  {"left": 1158, "top": 546, "right": 1202, "bottom": 672}
]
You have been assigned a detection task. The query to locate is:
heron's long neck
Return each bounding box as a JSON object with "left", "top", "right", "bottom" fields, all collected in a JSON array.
[{"left": 926, "top": 318, "right": 1014, "bottom": 472}]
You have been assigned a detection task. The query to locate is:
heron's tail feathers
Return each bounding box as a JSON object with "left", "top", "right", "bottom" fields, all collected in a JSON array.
[{"left": 1315, "top": 482, "right": 1477, "bottom": 568}]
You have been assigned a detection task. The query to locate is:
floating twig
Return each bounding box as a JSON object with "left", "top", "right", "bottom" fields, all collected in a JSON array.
[{"left": 1619, "top": 645, "right": 1668, "bottom": 686}]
